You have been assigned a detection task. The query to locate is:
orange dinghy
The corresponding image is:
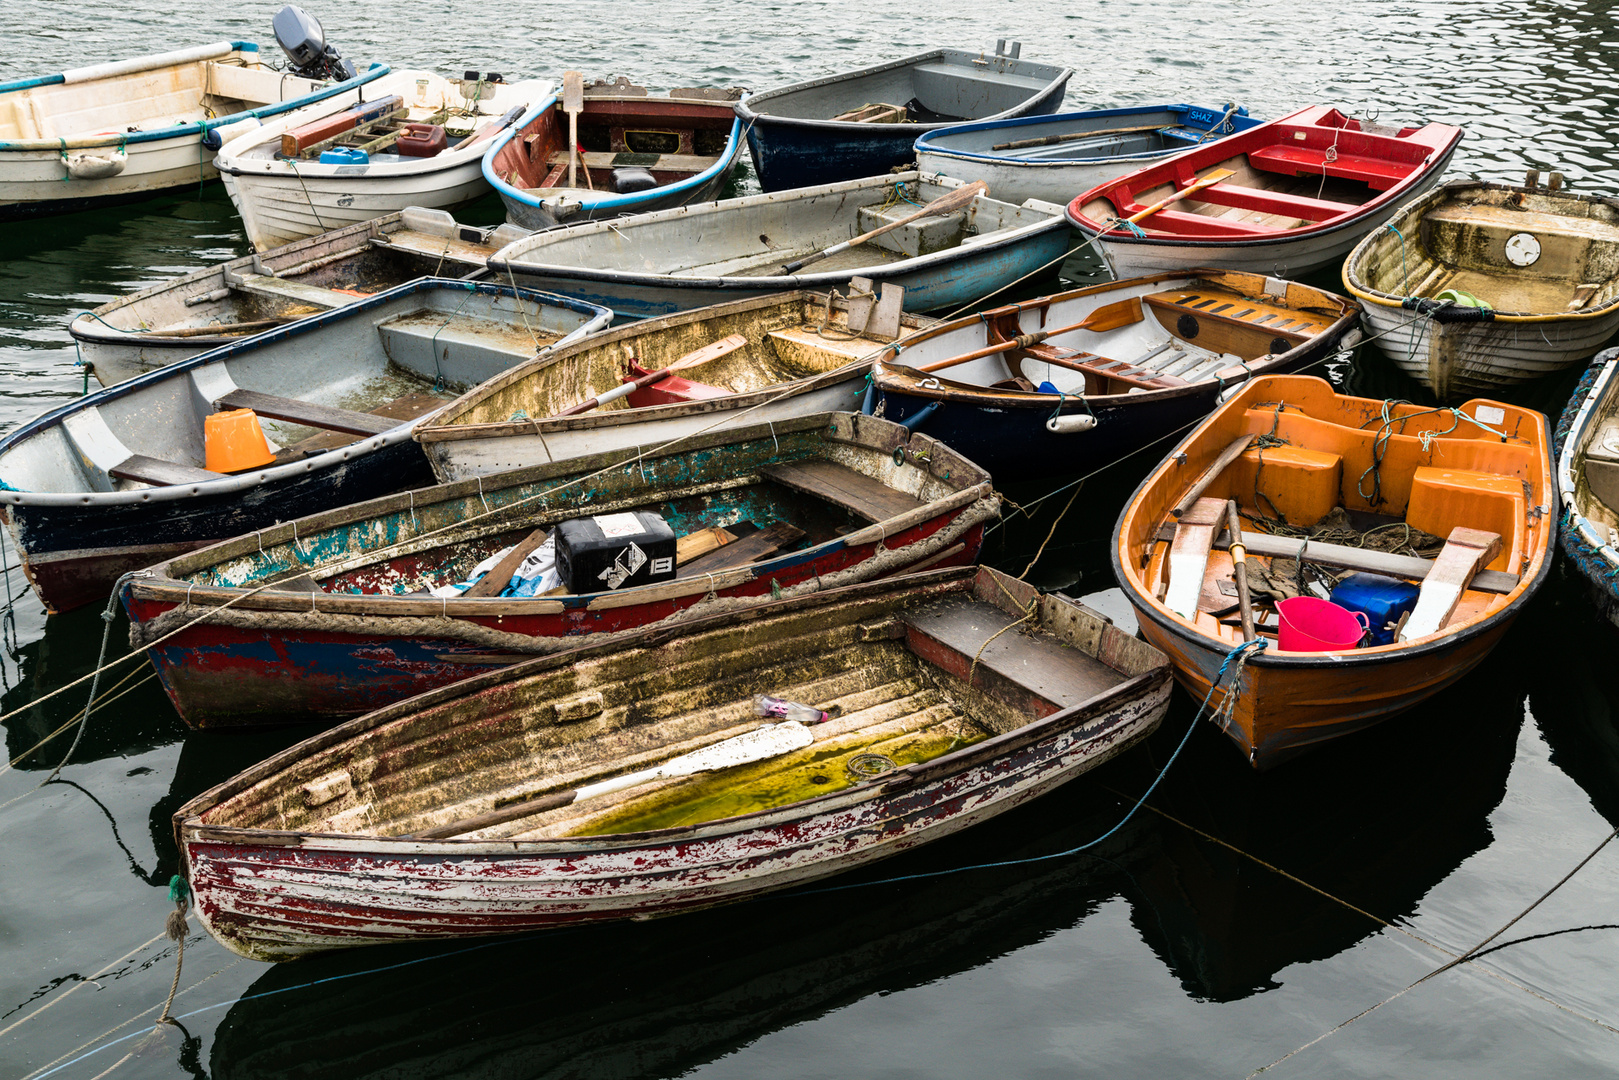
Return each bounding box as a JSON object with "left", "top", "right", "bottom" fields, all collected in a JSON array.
[{"left": 1112, "top": 374, "right": 1553, "bottom": 768}]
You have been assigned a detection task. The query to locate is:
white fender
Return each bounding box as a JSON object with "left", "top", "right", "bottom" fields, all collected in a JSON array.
[
  {"left": 1046, "top": 414, "right": 1097, "bottom": 434},
  {"left": 64, "top": 152, "right": 126, "bottom": 180}
]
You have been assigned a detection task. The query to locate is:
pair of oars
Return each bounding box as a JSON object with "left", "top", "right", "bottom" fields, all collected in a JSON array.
[
  {"left": 552, "top": 333, "right": 748, "bottom": 417},
  {"left": 911, "top": 296, "right": 1144, "bottom": 375}
]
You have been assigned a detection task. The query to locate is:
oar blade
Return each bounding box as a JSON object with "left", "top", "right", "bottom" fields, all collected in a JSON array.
[{"left": 660, "top": 721, "right": 816, "bottom": 777}]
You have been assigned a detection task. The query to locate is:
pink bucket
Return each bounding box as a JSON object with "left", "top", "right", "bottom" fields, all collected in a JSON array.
[{"left": 1276, "top": 596, "right": 1370, "bottom": 652}]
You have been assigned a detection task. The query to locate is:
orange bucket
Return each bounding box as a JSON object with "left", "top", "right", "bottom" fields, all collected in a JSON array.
[{"left": 205, "top": 408, "right": 276, "bottom": 473}]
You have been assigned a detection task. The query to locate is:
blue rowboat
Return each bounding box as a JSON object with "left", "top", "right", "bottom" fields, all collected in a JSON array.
[
  {"left": 489, "top": 171, "right": 1073, "bottom": 320},
  {"left": 736, "top": 44, "right": 1072, "bottom": 192},
  {"left": 0, "top": 278, "right": 610, "bottom": 613},
  {"left": 0, "top": 41, "right": 389, "bottom": 221},
  {"left": 915, "top": 104, "right": 1263, "bottom": 207},
  {"left": 870, "top": 270, "right": 1359, "bottom": 480},
  {"left": 483, "top": 82, "right": 744, "bottom": 231}
]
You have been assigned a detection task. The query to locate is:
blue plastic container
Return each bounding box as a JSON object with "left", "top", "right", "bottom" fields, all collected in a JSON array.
[
  {"left": 1328, "top": 572, "right": 1421, "bottom": 646},
  {"left": 319, "top": 147, "right": 370, "bottom": 165}
]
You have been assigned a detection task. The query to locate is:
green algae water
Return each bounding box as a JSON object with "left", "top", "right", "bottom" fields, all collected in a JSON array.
[{"left": 5, "top": 2, "right": 1619, "bottom": 1078}]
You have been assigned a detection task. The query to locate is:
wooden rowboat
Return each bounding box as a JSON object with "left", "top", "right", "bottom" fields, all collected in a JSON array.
[
  {"left": 414, "top": 288, "right": 934, "bottom": 483},
  {"left": 1555, "top": 347, "right": 1619, "bottom": 628},
  {"left": 69, "top": 207, "right": 528, "bottom": 385},
  {"left": 489, "top": 171, "right": 1071, "bottom": 320},
  {"left": 172, "top": 564, "right": 1170, "bottom": 960},
  {"left": 122, "top": 412, "right": 999, "bottom": 727},
  {"left": 1067, "top": 105, "right": 1462, "bottom": 279},
  {"left": 0, "top": 279, "right": 609, "bottom": 613},
  {"left": 483, "top": 79, "right": 743, "bottom": 230},
  {"left": 1113, "top": 374, "right": 1552, "bottom": 768},
  {"left": 736, "top": 43, "right": 1072, "bottom": 192},
  {"left": 217, "top": 69, "right": 547, "bottom": 251},
  {"left": 914, "top": 103, "right": 1264, "bottom": 208},
  {"left": 0, "top": 41, "right": 388, "bottom": 220},
  {"left": 1343, "top": 175, "right": 1619, "bottom": 400},
  {"left": 870, "top": 270, "right": 1359, "bottom": 479}
]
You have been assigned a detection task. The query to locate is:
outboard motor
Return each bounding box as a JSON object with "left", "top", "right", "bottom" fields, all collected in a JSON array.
[{"left": 273, "top": 5, "right": 357, "bottom": 82}]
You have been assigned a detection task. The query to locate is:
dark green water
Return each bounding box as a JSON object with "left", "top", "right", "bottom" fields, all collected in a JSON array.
[{"left": 3, "top": 2, "right": 1619, "bottom": 1077}]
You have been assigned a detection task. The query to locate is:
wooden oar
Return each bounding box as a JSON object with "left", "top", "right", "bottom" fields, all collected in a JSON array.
[
  {"left": 1121, "top": 168, "right": 1234, "bottom": 226},
  {"left": 562, "top": 70, "right": 583, "bottom": 190},
  {"left": 780, "top": 180, "right": 988, "bottom": 273},
  {"left": 137, "top": 318, "right": 289, "bottom": 339},
  {"left": 552, "top": 333, "right": 748, "bottom": 417},
  {"left": 1170, "top": 433, "right": 1254, "bottom": 518},
  {"left": 991, "top": 122, "right": 1164, "bottom": 152},
  {"left": 411, "top": 721, "right": 819, "bottom": 840},
  {"left": 1225, "top": 500, "right": 1255, "bottom": 642},
  {"left": 915, "top": 297, "right": 1144, "bottom": 374}
]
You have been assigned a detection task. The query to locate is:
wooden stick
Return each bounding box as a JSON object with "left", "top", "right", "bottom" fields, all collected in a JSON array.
[
  {"left": 1226, "top": 500, "right": 1255, "bottom": 642},
  {"left": 552, "top": 333, "right": 747, "bottom": 417},
  {"left": 915, "top": 297, "right": 1144, "bottom": 373},
  {"left": 562, "top": 71, "right": 583, "bottom": 190},
  {"left": 1124, "top": 168, "right": 1235, "bottom": 225},
  {"left": 462, "top": 527, "right": 549, "bottom": 598},
  {"left": 1170, "top": 434, "right": 1255, "bottom": 518},
  {"left": 138, "top": 318, "right": 288, "bottom": 339},
  {"left": 780, "top": 181, "right": 988, "bottom": 273},
  {"left": 991, "top": 122, "right": 1165, "bottom": 151}
]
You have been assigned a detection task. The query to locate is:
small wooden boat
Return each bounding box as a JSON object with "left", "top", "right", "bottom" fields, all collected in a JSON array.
[
  {"left": 416, "top": 286, "right": 934, "bottom": 483},
  {"left": 216, "top": 69, "right": 547, "bottom": 251},
  {"left": 1555, "top": 346, "right": 1619, "bottom": 628},
  {"left": 122, "top": 412, "right": 998, "bottom": 726},
  {"left": 736, "top": 43, "right": 1072, "bottom": 192},
  {"left": 915, "top": 104, "right": 1264, "bottom": 207},
  {"left": 0, "top": 279, "right": 609, "bottom": 613},
  {"left": 870, "top": 270, "right": 1359, "bottom": 479},
  {"left": 0, "top": 41, "right": 388, "bottom": 220},
  {"left": 172, "top": 563, "right": 1169, "bottom": 959},
  {"left": 70, "top": 207, "right": 529, "bottom": 385},
  {"left": 1113, "top": 374, "right": 1552, "bottom": 768},
  {"left": 1343, "top": 174, "right": 1619, "bottom": 400},
  {"left": 489, "top": 171, "right": 1070, "bottom": 320},
  {"left": 1067, "top": 105, "right": 1463, "bottom": 279},
  {"left": 483, "top": 78, "right": 743, "bottom": 230}
]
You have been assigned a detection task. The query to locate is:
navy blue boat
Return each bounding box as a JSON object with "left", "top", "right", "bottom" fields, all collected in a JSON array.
[
  {"left": 736, "top": 44, "right": 1072, "bottom": 192},
  {"left": 868, "top": 270, "right": 1360, "bottom": 480},
  {"left": 0, "top": 278, "right": 610, "bottom": 612}
]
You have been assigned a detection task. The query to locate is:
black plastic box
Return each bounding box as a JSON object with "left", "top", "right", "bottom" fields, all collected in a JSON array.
[{"left": 554, "top": 511, "right": 678, "bottom": 594}]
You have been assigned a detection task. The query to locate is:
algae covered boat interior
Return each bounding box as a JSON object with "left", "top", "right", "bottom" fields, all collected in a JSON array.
[{"left": 182, "top": 565, "right": 1165, "bottom": 849}]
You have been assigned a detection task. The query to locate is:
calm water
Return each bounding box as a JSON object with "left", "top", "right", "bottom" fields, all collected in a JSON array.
[{"left": 3, "top": 2, "right": 1619, "bottom": 1078}]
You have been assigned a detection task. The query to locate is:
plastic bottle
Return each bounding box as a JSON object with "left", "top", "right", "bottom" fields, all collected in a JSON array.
[{"left": 754, "top": 694, "right": 831, "bottom": 724}]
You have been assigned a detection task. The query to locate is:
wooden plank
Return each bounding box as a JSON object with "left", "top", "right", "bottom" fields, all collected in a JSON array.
[
  {"left": 1164, "top": 497, "right": 1225, "bottom": 619},
  {"left": 463, "top": 528, "right": 550, "bottom": 599},
  {"left": 216, "top": 389, "right": 397, "bottom": 437},
  {"left": 759, "top": 460, "right": 925, "bottom": 522},
  {"left": 675, "top": 526, "right": 736, "bottom": 564},
  {"left": 1151, "top": 524, "right": 1521, "bottom": 594},
  {"left": 1020, "top": 343, "right": 1184, "bottom": 391},
  {"left": 1171, "top": 435, "right": 1256, "bottom": 517},
  {"left": 544, "top": 151, "right": 717, "bottom": 173},
  {"left": 107, "top": 454, "right": 226, "bottom": 486},
  {"left": 1399, "top": 528, "right": 1503, "bottom": 641},
  {"left": 273, "top": 392, "right": 452, "bottom": 460},
  {"left": 901, "top": 596, "right": 1126, "bottom": 709},
  {"left": 677, "top": 522, "right": 805, "bottom": 577}
]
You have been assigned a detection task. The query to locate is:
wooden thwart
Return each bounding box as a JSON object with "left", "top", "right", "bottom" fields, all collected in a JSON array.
[
  {"left": 759, "top": 460, "right": 925, "bottom": 522},
  {"left": 1399, "top": 527, "right": 1503, "bottom": 640},
  {"left": 677, "top": 522, "right": 805, "bottom": 576},
  {"left": 108, "top": 454, "right": 226, "bottom": 486},
  {"left": 215, "top": 389, "right": 397, "bottom": 437}
]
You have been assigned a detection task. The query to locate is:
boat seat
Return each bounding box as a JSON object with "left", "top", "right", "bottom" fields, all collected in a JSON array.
[
  {"left": 900, "top": 595, "right": 1125, "bottom": 716},
  {"left": 1129, "top": 208, "right": 1288, "bottom": 236},
  {"left": 1404, "top": 466, "right": 1524, "bottom": 573},
  {"left": 273, "top": 391, "right": 453, "bottom": 460},
  {"left": 214, "top": 389, "right": 397, "bottom": 436},
  {"left": 676, "top": 522, "right": 805, "bottom": 576},
  {"left": 1583, "top": 418, "right": 1619, "bottom": 513},
  {"left": 107, "top": 454, "right": 227, "bottom": 486},
  {"left": 539, "top": 151, "right": 715, "bottom": 187},
  {"left": 909, "top": 62, "right": 1053, "bottom": 98},
  {"left": 224, "top": 272, "right": 352, "bottom": 309},
  {"left": 758, "top": 460, "right": 925, "bottom": 522},
  {"left": 1017, "top": 343, "right": 1184, "bottom": 391},
  {"left": 1189, "top": 182, "right": 1360, "bottom": 222},
  {"left": 377, "top": 310, "right": 554, "bottom": 378},
  {"left": 766, "top": 325, "right": 889, "bottom": 368},
  {"left": 1245, "top": 144, "right": 1411, "bottom": 190},
  {"left": 1225, "top": 445, "right": 1342, "bottom": 527},
  {"left": 1144, "top": 289, "right": 1338, "bottom": 352}
]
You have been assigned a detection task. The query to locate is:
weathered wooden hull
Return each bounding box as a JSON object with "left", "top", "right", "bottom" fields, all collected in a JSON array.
[
  {"left": 1344, "top": 180, "right": 1619, "bottom": 400},
  {"left": 0, "top": 45, "right": 388, "bottom": 220},
  {"left": 175, "top": 567, "right": 1170, "bottom": 960},
  {"left": 71, "top": 208, "right": 520, "bottom": 385},
  {"left": 915, "top": 105, "right": 1263, "bottom": 208},
  {"left": 124, "top": 413, "right": 997, "bottom": 725},
  {"left": 1112, "top": 374, "right": 1554, "bottom": 768},
  {"left": 216, "top": 70, "right": 547, "bottom": 251},
  {"left": 871, "top": 270, "right": 1360, "bottom": 479},
  {"left": 1068, "top": 105, "right": 1462, "bottom": 279},
  {"left": 416, "top": 290, "right": 936, "bottom": 483},
  {"left": 0, "top": 279, "right": 610, "bottom": 612},
  {"left": 737, "top": 47, "right": 1072, "bottom": 191},
  {"left": 1556, "top": 349, "right": 1619, "bottom": 629}
]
